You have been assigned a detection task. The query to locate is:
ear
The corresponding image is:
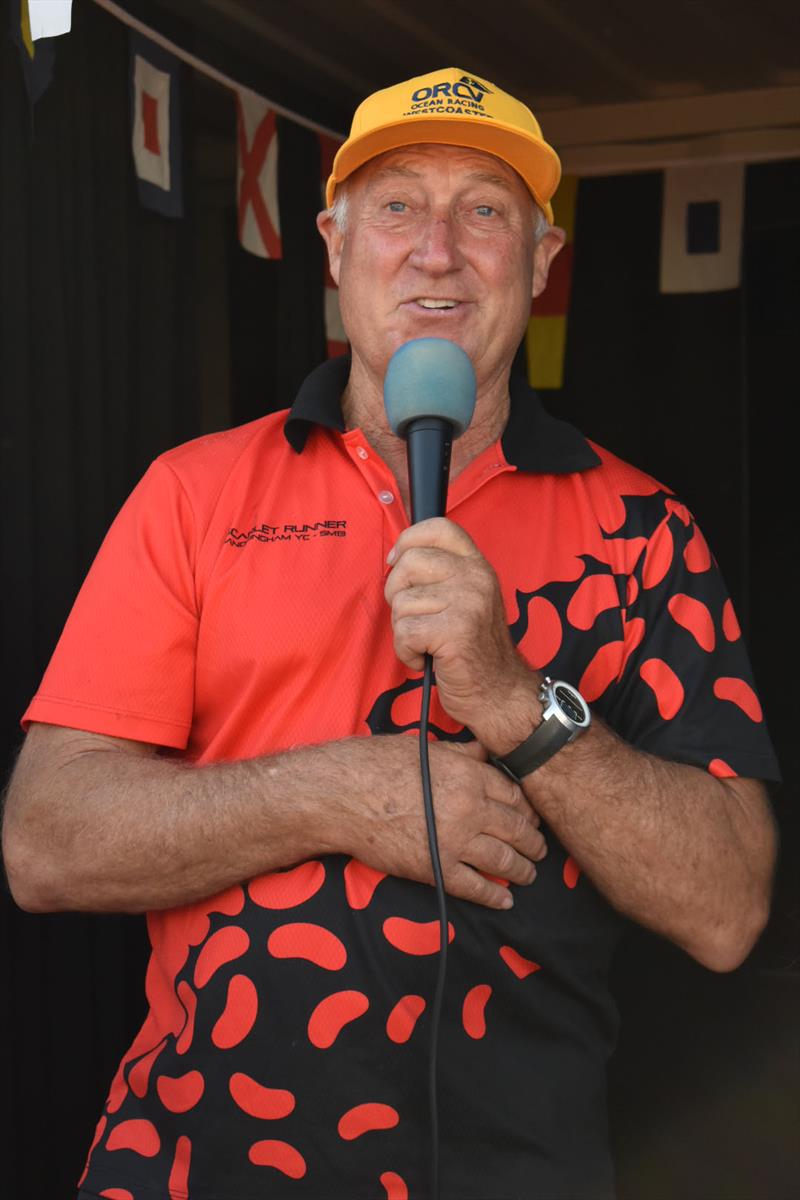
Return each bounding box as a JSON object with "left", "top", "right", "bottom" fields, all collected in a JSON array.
[
  {"left": 316, "top": 210, "right": 344, "bottom": 287},
  {"left": 531, "top": 226, "right": 567, "bottom": 300}
]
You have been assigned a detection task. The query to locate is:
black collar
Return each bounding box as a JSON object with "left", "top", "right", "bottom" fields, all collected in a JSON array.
[{"left": 284, "top": 355, "right": 600, "bottom": 474}]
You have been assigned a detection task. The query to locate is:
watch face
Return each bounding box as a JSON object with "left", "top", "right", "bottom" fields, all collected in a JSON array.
[{"left": 554, "top": 684, "right": 587, "bottom": 724}]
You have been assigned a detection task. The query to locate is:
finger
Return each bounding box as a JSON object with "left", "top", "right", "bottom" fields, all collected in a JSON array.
[
  {"left": 480, "top": 772, "right": 545, "bottom": 839},
  {"left": 463, "top": 833, "right": 538, "bottom": 887},
  {"left": 389, "top": 583, "right": 450, "bottom": 619},
  {"left": 482, "top": 800, "right": 548, "bottom": 862},
  {"left": 390, "top": 613, "right": 434, "bottom": 671},
  {"left": 387, "top": 518, "right": 478, "bottom": 567},
  {"left": 392, "top": 612, "right": 451, "bottom": 668},
  {"left": 384, "top": 547, "right": 459, "bottom": 602},
  {"left": 481, "top": 766, "right": 536, "bottom": 815},
  {"left": 443, "top": 861, "right": 515, "bottom": 910}
]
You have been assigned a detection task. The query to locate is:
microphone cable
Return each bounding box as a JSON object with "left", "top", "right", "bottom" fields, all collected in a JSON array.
[
  {"left": 419, "top": 651, "right": 448, "bottom": 1200},
  {"left": 383, "top": 336, "right": 477, "bottom": 1199}
]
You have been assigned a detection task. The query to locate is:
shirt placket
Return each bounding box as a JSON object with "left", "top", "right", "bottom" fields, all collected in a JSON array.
[
  {"left": 342, "top": 428, "right": 516, "bottom": 560},
  {"left": 342, "top": 429, "right": 409, "bottom": 563}
]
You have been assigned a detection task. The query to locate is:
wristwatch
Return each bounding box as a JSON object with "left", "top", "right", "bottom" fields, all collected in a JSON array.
[{"left": 489, "top": 676, "right": 591, "bottom": 783}]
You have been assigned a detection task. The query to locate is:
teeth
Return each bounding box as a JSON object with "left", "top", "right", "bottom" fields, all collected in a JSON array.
[{"left": 418, "top": 299, "right": 457, "bottom": 309}]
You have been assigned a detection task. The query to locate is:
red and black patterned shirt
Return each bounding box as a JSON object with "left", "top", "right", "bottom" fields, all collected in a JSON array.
[{"left": 25, "top": 357, "right": 779, "bottom": 1200}]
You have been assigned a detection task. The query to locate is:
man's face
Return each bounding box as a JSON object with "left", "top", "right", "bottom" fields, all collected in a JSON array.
[{"left": 318, "top": 144, "right": 564, "bottom": 393}]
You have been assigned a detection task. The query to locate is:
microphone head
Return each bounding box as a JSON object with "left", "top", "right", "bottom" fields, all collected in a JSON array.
[{"left": 384, "top": 338, "right": 476, "bottom": 438}]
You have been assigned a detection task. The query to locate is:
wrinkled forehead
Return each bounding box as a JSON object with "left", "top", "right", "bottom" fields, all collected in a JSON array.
[{"left": 350, "top": 142, "right": 530, "bottom": 197}]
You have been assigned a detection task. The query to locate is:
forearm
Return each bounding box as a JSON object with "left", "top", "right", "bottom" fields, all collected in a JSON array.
[
  {"left": 516, "top": 709, "right": 776, "bottom": 971},
  {"left": 4, "top": 723, "right": 547, "bottom": 916},
  {"left": 3, "top": 728, "right": 347, "bottom": 913}
]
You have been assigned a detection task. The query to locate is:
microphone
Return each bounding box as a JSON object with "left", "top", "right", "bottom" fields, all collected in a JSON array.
[
  {"left": 383, "top": 338, "right": 476, "bottom": 1200},
  {"left": 384, "top": 338, "right": 476, "bottom": 523}
]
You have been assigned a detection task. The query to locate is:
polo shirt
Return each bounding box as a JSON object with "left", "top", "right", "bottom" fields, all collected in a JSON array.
[{"left": 24, "top": 356, "right": 779, "bottom": 1200}]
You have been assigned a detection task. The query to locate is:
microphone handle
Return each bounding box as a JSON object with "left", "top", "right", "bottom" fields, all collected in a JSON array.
[{"left": 406, "top": 417, "right": 454, "bottom": 524}]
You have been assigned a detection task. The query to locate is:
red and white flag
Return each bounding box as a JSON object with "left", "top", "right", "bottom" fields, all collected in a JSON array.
[
  {"left": 129, "top": 32, "right": 183, "bottom": 218},
  {"left": 236, "top": 90, "right": 282, "bottom": 259},
  {"left": 319, "top": 133, "right": 346, "bottom": 356}
]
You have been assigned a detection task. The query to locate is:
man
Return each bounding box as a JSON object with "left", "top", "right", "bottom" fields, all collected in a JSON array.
[{"left": 3, "top": 67, "right": 779, "bottom": 1199}]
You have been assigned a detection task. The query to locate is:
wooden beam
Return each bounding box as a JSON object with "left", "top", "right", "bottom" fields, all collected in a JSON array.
[
  {"left": 541, "top": 86, "right": 800, "bottom": 145},
  {"left": 560, "top": 127, "right": 800, "bottom": 176}
]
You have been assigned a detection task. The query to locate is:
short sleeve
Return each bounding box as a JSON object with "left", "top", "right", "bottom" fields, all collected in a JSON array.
[
  {"left": 22, "top": 460, "right": 198, "bottom": 749},
  {"left": 597, "top": 499, "right": 780, "bottom": 782}
]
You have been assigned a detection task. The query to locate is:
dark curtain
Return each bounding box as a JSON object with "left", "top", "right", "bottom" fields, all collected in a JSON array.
[
  {"left": 1, "top": 3, "right": 797, "bottom": 1195},
  {"left": 1, "top": 0, "right": 200, "bottom": 741},
  {"left": 1, "top": 6, "right": 330, "bottom": 1194},
  {"left": 557, "top": 163, "right": 799, "bottom": 1200},
  {"left": 1, "top": 5, "right": 199, "bottom": 1196}
]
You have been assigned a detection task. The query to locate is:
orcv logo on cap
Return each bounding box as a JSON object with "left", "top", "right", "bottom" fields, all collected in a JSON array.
[
  {"left": 409, "top": 73, "right": 494, "bottom": 105},
  {"left": 325, "top": 67, "right": 562, "bottom": 224}
]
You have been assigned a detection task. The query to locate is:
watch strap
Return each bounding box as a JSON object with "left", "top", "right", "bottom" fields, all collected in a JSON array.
[{"left": 490, "top": 712, "right": 574, "bottom": 783}]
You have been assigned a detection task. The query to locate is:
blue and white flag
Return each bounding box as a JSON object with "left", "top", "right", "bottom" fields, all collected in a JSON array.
[{"left": 129, "top": 31, "right": 183, "bottom": 218}]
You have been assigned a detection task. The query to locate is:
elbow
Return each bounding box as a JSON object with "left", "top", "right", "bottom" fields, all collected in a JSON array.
[
  {"left": 4, "top": 822, "right": 146, "bottom": 915},
  {"left": 688, "top": 808, "right": 778, "bottom": 973},
  {"left": 2, "top": 828, "right": 72, "bottom": 913},
  {"left": 688, "top": 900, "right": 771, "bottom": 974},
  {"left": 4, "top": 863, "right": 61, "bottom": 915},
  {"left": 7, "top": 884, "right": 61, "bottom": 915}
]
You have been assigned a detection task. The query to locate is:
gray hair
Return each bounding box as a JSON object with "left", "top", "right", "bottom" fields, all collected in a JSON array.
[
  {"left": 531, "top": 203, "right": 549, "bottom": 244},
  {"left": 328, "top": 185, "right": 350, "bottom": 233},
  {"left": 327, "top": 178, "right": 550, "bottom": 243}
]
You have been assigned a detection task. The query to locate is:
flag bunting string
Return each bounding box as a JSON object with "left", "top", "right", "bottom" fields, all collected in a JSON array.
[{"left": 92, "top": 0, "right": 344, "bottom": 141}]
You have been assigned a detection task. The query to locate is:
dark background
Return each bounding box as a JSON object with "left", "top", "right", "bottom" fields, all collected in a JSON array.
[{"left": 1, "top": 1, "right": 798, "bottom": 1197}]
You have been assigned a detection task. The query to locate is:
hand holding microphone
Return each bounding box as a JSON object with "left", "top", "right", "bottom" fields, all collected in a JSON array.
[{"left": 383, "top": 338, "right": 541, "bottom": 754}]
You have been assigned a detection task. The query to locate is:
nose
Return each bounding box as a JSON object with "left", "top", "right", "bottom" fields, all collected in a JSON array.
[{"left": 408, "top": 214, "right": 463, "bottom": 274}]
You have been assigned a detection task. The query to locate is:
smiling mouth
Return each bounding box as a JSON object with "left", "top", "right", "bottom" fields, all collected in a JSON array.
[{"left": 409, "top": 298, "right": 462, "bottom": 310}]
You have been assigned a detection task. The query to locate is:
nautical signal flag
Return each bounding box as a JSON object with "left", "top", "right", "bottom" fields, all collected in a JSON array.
[
  {"left": 129, "top": 31, "right": 183, "bottom": 218},
  {"left": 318, "top": 132, "right": 347, "bottom": 357},
  {"left": 27, "top": 0, "right": 72, "bottom": 40},
  {"left": 660, "top": 163, "right": 744, "bottom": 293},
  {"left": 236, "top": 90, "right": 282, "bottom": 259},
  {"left": 526, "top": 174, "right": 577, "bottom": 390}
]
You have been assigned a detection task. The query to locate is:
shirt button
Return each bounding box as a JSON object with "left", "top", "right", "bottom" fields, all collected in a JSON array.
[
  {"left": 378, "top": 490, "right": 394, "bottom": 504},
  {"left": 357, "top": 447, "right": 368, "bottom": 460}
]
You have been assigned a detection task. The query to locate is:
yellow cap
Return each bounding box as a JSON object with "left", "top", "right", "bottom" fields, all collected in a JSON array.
[{"left": 326, "top": 68, "right": 561, "bottom": 224}]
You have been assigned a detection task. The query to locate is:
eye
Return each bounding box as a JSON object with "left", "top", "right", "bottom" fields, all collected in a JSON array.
[
  {"left": 387, "top": 200, "right": 407, "bottom": 213},
  {"left": 475, "top": 205, "right": 496, "bottom": 217}
]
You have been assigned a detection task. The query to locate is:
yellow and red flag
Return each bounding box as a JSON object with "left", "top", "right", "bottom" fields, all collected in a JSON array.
[{"left": 526, "top": 174, "right": 578, "bottom": 390}]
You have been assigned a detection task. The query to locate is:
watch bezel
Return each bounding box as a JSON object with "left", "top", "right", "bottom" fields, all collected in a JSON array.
[
  {"left": 489, "top": 676, "right": 592, "bottom": 783},
  {"left": 540, "top": 676, "right": 592, "bottom": 736}
]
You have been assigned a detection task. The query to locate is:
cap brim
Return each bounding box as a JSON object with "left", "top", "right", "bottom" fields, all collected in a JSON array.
[{"left": 326, "top": 115, "right": 561, "bottom": 224}]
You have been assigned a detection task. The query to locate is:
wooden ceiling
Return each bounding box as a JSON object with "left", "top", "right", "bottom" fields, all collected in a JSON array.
[
  {"left": 155, "top": 0, "right": 799, "bottom": 112},
  {"left": 146, "top": 0, "right": 800, "bottom": 172}
]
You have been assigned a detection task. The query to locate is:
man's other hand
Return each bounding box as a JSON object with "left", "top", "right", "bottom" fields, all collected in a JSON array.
[{"left": 326, "top": 735, "right": 547, "bottom": 910}]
